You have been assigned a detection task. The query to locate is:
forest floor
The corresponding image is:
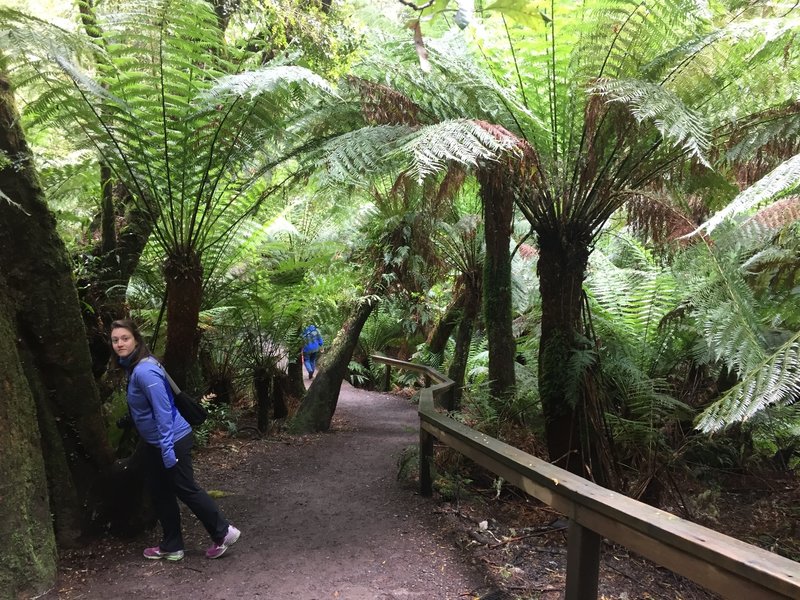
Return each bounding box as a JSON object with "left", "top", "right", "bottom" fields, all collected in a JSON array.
[{"left": 41, "top": 381, "right": 799, "bottom": 600}]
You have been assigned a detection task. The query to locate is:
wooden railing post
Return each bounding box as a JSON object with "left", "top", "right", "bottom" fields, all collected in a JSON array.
[
  {"left": 420, "top": 427, "right": 434, "bottom": 497},
  {"left": 383, "top": 364, "right": 391, "bottom": 392},
  {"left": 565, "top": 520, "right": 601, "bottom": 600}
]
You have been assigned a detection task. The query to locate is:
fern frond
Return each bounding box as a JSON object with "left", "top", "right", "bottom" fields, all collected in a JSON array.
[
  {"left": 696, "top": 331, "right": 800, "bottom": 433},
  {"left": 201, "top": 65, "right": 335, "bottom": 101},
  {"left": 395, "top": 119, "right": 521, "bottom": 182},
  {"left": 695, "top": 154, "right": 800, "bottom": 234},
  {"left": 591, "top": 78, "right": 711, "bottom": 165},
  {"left": 319, "top": 125, "right": 416, "bottom": 184}
]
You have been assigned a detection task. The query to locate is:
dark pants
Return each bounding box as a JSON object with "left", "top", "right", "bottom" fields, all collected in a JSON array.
[
  {"left": 143, "top": 433, "right": 229, "bottom": 551},
  {"left": 303, "top": 351, "right": 319, "bottom": 376}
]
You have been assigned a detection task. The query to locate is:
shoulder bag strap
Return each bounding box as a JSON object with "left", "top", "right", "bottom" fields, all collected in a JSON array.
[
  {"left": 160, "top": 369, "right": 182, "bottom": 395},
  {"left": 142, "top": 356, "right": 182, "bottom": 394}
]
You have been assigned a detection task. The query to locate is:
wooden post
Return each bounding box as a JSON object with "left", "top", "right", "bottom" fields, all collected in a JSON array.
[
  {"left": 419, "top": 427, "right": 434, "bottom": 497},
  {"left": 565, "top": 520, "right": 601, "bottom": 600},
  {"left": 441, "top": 387, "right": 454, "bottom": 411},
  {"left": 383, "top": 364, "right": 391, "bottom": 392}
]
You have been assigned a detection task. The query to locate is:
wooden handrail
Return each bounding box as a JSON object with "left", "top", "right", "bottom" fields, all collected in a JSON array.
[{"left": 371, "top": 354, "right": 800, "bottom": 600}]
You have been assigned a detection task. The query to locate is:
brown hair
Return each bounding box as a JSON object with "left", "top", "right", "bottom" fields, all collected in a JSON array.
[{"left": 110, "top": 318, "right": 152, "bottom": 370}]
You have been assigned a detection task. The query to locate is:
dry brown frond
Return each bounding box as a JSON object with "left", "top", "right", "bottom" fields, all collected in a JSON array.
[
  {"left": 748, "top": 195, "right": 800, "bottom": 229},
  {"left": 347, "top": 76, "right": 423, "bottom": 126},
  {"left": 433, "top": 164, "right": 467, "bottom": 211},
  {"left": 626, "top": 192, "right": 707, "bottom": 248},
  {"left": 473, "top": 120, "right": 543, "bottom": 190},
  {"left": 727, "top": 101, "right": 800, "bottom": 187}
]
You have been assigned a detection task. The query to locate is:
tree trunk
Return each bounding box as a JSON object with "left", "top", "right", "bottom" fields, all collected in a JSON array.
[
  {"left": 0, "top": 279, "right": 57, "bottom": 599},
  {"left": 0, "top": 66, "right": 114, "bottom": 551},
  {"left": 446, "top": 287, "right": 480, "bottom": 411},
  {"left": 479, "top": 173, "right": 516, "bottom": 400},
  {"left": 162, "top": 249, "right": 203, "bottom": 388},
  {"left": 287, "top": 354, "right": 306, "bottom": 400},
  {"left": 537, "top": 231, "right": 590, "bottom": 474},
  {"left": 254, "top": 367, "right": 271, "bottom": 433},
  {"left": 80, "top": 193, "right": 153, "bottom": 379},
  {"left": 291, "top": 297, "right": 378, "bottom": 432},
  {"left": 426, "top": 288, "right": 465, "bottom": 355},
  {"left": 272, "top": 372, "right": 289, "bottom": 419}
]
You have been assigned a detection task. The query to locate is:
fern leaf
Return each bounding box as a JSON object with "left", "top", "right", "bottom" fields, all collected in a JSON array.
[
  {"left": 697, "top": 331, "right": 800, "bottom": 432},
  {"left": 694, "top": 154, "right": 800, "bottom": 234},
  {"left": 591, "top": 78, "right": 711, "bottom": 165}
]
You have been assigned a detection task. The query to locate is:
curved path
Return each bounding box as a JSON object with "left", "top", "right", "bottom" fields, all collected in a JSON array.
[{"left": 45, "top": 382, "right": 489, "bottom": 599}]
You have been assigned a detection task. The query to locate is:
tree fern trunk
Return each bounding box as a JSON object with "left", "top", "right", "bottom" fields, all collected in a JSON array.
[
  {"left": 291, "top": 297, "right": 377, "bottom": 433},
  {"left": 271, "top": 372, "right": 289, "bottom": 419},
  {"left": 80, "top": 194, "right": 153, "bottom": 380},
  {"left": 426, "top": 287, "right": 465, "bottom": 355},
  {"left": 288, "top": 354, "right": 306, "bottom": 399},
  {"left": 254, "top": 367, "right": 270, "bottom": 433},
  {"left": 479, "top": 173, "right": 516, "bottom": 401},
  {"left": 447, "top": 316, "right": 473, "bottom": 411},
  {"left": 447, "top": 287, "right": 480, "bottom": 411},
  {"left": 162, "top": 249, "right": 203, "bottom": 388},
  {"left": 537, "top": 231, "right": 589, "bottom": 474}
]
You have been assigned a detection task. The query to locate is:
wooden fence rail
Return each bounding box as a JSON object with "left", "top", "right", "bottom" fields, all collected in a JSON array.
[{"left": 371, "top": 354, "right": 800, "bottom": 600}]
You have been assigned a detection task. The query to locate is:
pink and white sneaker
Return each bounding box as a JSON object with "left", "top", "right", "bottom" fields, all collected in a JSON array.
[
  {"left": 205, "top": 525, "right": 241, "bottom": 559},
  {"left": 143, "top": 546, "right": 184, "bottom": 561}
]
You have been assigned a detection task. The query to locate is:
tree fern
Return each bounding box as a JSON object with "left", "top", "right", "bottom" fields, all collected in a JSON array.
[{"left": 679, "top": 212, "right": 800, "bottom": 431}]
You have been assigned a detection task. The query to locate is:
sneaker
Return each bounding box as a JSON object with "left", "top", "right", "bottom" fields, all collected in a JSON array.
[
  {"left": 143, "top": 546, "right": 184, "bottom": 561},
  {"left": 206, "top": 525, "right": 241, "bottom": 559}
]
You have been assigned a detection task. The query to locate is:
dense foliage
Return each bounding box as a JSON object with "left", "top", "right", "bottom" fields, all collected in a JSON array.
[{"left": 1, "top": 1, "right": 800, "bottom": 595}]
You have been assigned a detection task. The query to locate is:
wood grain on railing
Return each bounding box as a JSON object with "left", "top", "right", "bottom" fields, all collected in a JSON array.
[{"left": 371, "top": 354, "right": 800, "bottom": 600}]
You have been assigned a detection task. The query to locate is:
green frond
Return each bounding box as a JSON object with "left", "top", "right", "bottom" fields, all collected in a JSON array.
[
  {"left": 396, "top": 119, "right": 521, "bottom": 182},
  {"left": 591, "top": 78, "right": 711, "bottom": 165},
  {"left": 320, "top": 125, "right": 416, "bottom": 184},
  {"left": 201, "top": 65, "right": 336, "bottom": 102},
  {"left": 432, "top": 214, "right": 483, "bottom": 275},
  {"left": 695, "top": 154, "right": 800, "bottom": 234},
  {"left": 727, "top": 111, "right": 800, "bottom": 164},
  {"left": 696, "top": 331, "right": 800, "bottom": 433},
  {"left": 587, "top": 243, "right": 680, "bottom": 371},
  {"left": 741, "top": 245, "right": 797, "bottom": 277}
]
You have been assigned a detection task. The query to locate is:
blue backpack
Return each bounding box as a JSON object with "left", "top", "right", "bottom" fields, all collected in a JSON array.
[{"left": 302, "top": 325, "right": 323, "bottom": 353}]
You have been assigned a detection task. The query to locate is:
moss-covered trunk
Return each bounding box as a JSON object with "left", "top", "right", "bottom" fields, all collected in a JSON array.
[
  {"left": 426, "top": 288, "right": 465, "bottom": 356},
  {"left": 0, "top": 280, "right": 57, "bottom": 600},
  {"left": 0, "top": 65, "right": 115, "bottom": 593},
  {"left": 291, "top": 297, "right": 377, "bottom": 432},
  {"left": 479, "top": 172, "right": 516, "bottom": 401},
  {"left": 537, "top": 230, "right": 590, "bottom": 474}
]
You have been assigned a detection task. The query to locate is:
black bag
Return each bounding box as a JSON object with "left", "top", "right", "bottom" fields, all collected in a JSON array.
[
  {"left": 163, "top": 370, "right": 208, "bottom": 427},
  {"left": 173, "top": 389, "right": 208, "bottom": 427}
]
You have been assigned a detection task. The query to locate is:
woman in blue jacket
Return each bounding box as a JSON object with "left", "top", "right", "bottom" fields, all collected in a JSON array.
[{"left": 111, "top": 319, "right": 240, "bottom": 561}]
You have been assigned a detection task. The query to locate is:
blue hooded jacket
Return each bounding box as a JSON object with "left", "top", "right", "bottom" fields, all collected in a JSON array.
[
  {"left": 302, "top": 325, "right": 324, "bottom": 353},
  {"left": 126, "top": 357, "right": 191, "bottom": 468}
]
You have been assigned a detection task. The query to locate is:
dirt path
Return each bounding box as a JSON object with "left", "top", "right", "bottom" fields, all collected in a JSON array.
[{"left": 44, "top": 382, "right": 490, "bottom": 600}]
